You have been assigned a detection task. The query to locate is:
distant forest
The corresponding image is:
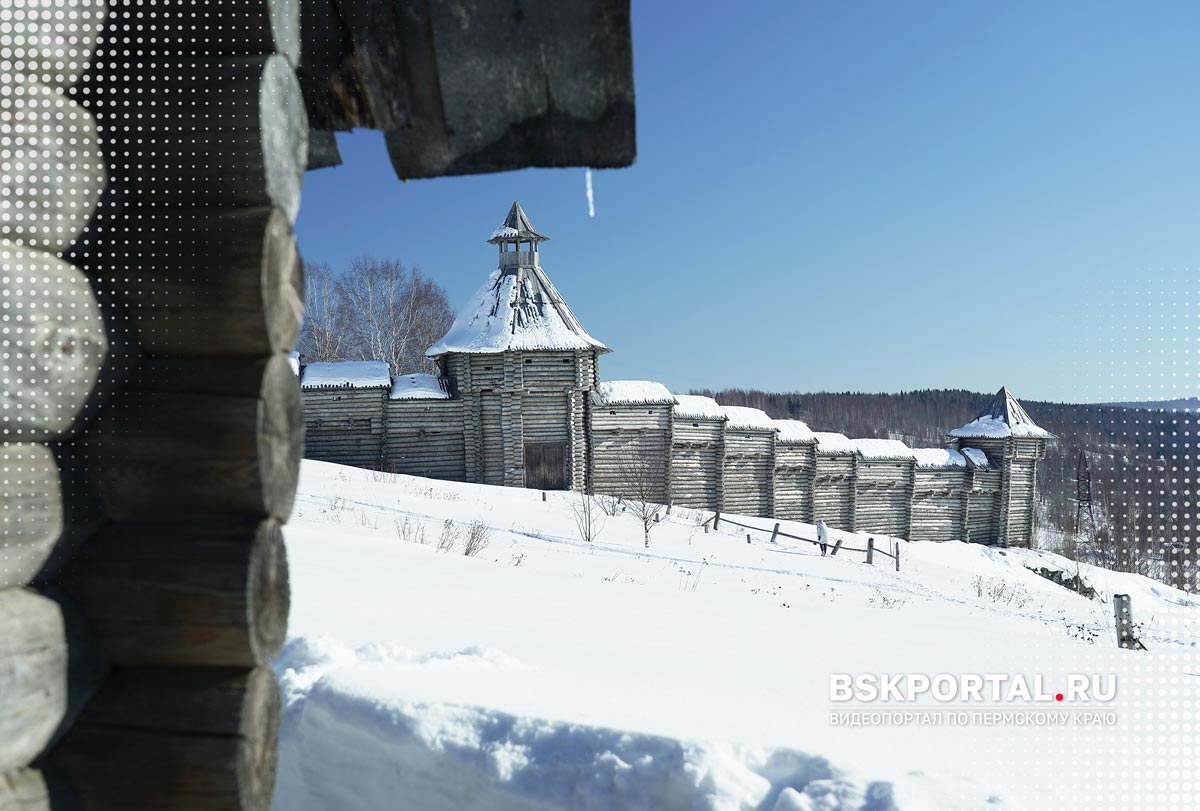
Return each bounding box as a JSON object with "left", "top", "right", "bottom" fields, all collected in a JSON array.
[{"left": 694, "top": 388, "right": 1196, "bottom": 590}]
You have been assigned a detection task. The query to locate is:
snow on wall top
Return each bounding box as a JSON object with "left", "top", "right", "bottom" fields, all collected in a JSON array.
[
  {"left": 962, "top": 447, "right": 993, "bottom": 469},
  {"left": 591, "top": 380, "right": 676, "bottom": 406},
  {"left": 950, "top": 386, "right": 1053, "bottom": 439},
  {"left": 773, "top": 419, "right": 815, "bottom": 444},
  {"left": 671, "top": 394, "right": 726, "bottom": 421},
  {"left": 301, "top": 361, "right": 392, "bottom": 390},
  {"left": 389, "top": 373, "right": 451, "bottom": 400},
  {"left": 852, "top": 438, "right": 916, "bottom": 460},
  {"left": 911, "top": 448, "right": 968, "bottom": 469},
  {"left": 720, "top": 406, "right": 777, "bottom": 432},
  {"left": 287, "top": 351, "right": 301, "bottom": 377},
  {"left": 813, "top": 432, "right": 855, "bottom": 455},
  {"left": 426, "top": 267, "right": 608, "bottom": 356}
]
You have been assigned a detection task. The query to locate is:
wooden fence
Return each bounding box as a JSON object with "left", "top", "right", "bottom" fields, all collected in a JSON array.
[{"left": 703, "top": 512, "right": 902, "bottom": 571}]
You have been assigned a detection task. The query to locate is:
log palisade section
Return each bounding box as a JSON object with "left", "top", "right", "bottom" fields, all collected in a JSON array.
[
  {"left": 293, "top": 210, "right": 1050, "bottom": 553},
  {"left": 299, "top": 365, "right": 1052, "bottom": 550}
]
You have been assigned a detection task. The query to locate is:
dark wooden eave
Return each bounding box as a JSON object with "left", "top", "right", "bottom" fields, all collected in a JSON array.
[{"left": 300, "top": 0, "right": 636, "bottom": 178}]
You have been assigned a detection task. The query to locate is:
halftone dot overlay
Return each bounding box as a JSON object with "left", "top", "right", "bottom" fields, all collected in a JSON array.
[
  {"left": 2, "top": 2, "right": 303, "bottom": 807},
  {"left": 2, "top": 3, "right": 1196, "bottom": 811}
]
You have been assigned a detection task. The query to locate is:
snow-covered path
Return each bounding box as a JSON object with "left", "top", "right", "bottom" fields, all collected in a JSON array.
[{"left": 274, "top": 461, "right": 1200, "bottom": 810}]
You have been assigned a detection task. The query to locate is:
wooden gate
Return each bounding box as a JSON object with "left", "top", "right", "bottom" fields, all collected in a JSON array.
[{"left": 525, "top": 443, "right": 567, "bottom": 490}]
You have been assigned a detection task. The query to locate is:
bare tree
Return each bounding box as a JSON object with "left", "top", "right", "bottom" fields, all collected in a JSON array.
[
  {"left": 618, "top": 450, "right": 666, "bottom": 549},
  {"left": 336, "top": 256, "right": 453, "bottom": 374},
  {"left": 571, "top": 489, "right": 606, "bottom": 544},
  {"left": 297, "top": 261, "right": 350, "bottom": 362}
]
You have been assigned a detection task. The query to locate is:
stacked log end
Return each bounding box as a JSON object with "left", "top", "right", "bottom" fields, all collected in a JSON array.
[{"left": 1, "top": 0, "right": 305, "bottom": 808}]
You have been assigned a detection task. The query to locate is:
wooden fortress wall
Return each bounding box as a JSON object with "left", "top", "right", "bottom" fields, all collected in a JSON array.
[{"left": 300, "top": 386, "right": 1044, "bottom": 549}]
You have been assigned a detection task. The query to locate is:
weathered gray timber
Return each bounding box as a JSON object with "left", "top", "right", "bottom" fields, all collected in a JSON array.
[
  {"left": 386, "top": 395, "right": 466, "bottom": 481},
  {"left": 772, "top": 420, "right": 816, "bottom": 523},
  {"left": 425, "top": 205, "right": 606, "bottom": 492},
  {"left": 909, "top": 463, "right": 967, "bottom": 542},
  {"left": 852, "top": 440, "right": 915, "bottom": 538},
  {"left": 0, "top": 246, "right": 108, "bottom": 440},
  {"left": 669, "top": 396, "right": 725, "bottom": 510},
  {"left": 81, "top": 354, "right": 302, "bottom": 521},
  {"left": 79, "top": 55, "right": 307, "bottom": 221},
  {"left": 949, "top": 388, "right": 1053, "bottom": 547},
  {"left": 719, "top": 407, "right": 776, "bottom": 518},
  {"left": 0, "top": 83, "right": 106, "bottom": 253},
  {"left": 4, "top": 0, "right": 106, "bottom": 90},
  {"left": 0, "top": 588, "right": 105, "bottom": 775},
  {"left": 300, "top": 0, "right": 635, "bottom": 179},
  {"left": 60, "top": 521, "right": 288, "bottom": 667},
  {"left": 0, "top": 6, "right": 635, "bottom": 810},
  {"left": 52, "top": 666, "right": 280, "bottom": 811},
  {"left": 0, "top": 444, "right": 62, "bottom": 589},
  {"left": 76, "top": 207, "right": 302, "bottom": 357},
  {"left": 589, "top": 382, "right": 675, "bottom": 504},
  {"left": 812, "top": 433, "right": 857, "bottom": 532},
  {"left": 99, "top": 0, "right": 299, "bottom": 64}
]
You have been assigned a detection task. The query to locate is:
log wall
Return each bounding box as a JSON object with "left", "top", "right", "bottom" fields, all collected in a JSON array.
[
  {"left": 813, "top": 454, "right": 857, "bottom": 531},
  {"left": 854, "top": 458, "right": 914, "bottom": 538},
  {"left": 773, "top": 442, "right": 815, "bottom": 522},
  {"left": 298, "top": 377, "right": 1046, "bottom": 552},
  {"left": 590, "top": 403, "right": 672, "bottom": 504},
  {"left": 669, "top": 419, "right": 724, "bottom": 510},
  {"left": 909, "top": 469, "right": 967, "bottom": 542},
  {"left": 722, "top": 430, "right": 775, "bottom": 517}
]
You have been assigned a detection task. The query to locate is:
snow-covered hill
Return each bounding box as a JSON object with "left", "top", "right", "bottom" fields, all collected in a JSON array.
[{"left": 274, "top": 461, "right": 1199, "bottom": 810}]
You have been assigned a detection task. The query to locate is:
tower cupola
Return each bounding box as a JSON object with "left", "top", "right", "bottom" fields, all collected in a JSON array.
[{"left": 488, "top": 200, "right": 547, "bottom": 268}]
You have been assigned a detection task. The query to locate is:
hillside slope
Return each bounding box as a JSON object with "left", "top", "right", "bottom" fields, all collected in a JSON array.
[{"left": 276, "top": 462, "right": 1199, "bottom": 810}]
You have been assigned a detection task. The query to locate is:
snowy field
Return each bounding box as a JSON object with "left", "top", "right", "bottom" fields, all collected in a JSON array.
[{"left": 275, "top": 461, "right": 1199, "bottom": 811}]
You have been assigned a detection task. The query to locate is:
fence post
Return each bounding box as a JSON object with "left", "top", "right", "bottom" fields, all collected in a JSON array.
[
  {"left": 830, "top": 539, "right": 842, "bottom": 556},
  {"left": 866, "top": 538, "right": 874, "bottom": 565},
  {"left": 770, "top": 523, "right": 780, "bottom": 544},
  {"left": 542, "top": 492, "right": 546, "bottom": 502},
  {"left": 1114, "top": 594, "right": 1139, "bottom": 650},
  {"left": 746, "top": 533, "right": 751, "bottom": 544},
  {"left": 894, "top": 541, "right": 900, "bottom": 572},
  {"left": 713, "top": 510, "right": 720, "bottom": 530}
]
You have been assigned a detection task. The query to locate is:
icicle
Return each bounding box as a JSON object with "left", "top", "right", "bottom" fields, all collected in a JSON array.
[{"left": 585, "top": 169, "right": 595, "bottom": 218}]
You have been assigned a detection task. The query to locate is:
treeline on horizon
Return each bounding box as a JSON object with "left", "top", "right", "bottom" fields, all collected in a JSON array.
[{"left": 695, "top": 387, "right": 1196, "bottom": 588}]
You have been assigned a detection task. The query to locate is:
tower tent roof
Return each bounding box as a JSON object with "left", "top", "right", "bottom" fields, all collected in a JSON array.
[
  {"left": 950, "top": 386, "right": 1054, "bottom": 439},
  {"left": 426, "top": 268, "right": 607, "bottom": 356},
  {"left": 488, "top": 201, "right": 548, "bottom": 244}
]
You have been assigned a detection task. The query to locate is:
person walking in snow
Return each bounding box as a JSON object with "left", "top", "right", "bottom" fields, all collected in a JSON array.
[{"left": 816, "top": 519, "right": 828, "bottom": 556}]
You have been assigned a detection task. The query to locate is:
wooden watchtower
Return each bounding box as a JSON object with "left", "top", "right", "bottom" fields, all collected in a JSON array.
[
  {"left": 427, "top": 202, "right": 608, "bottom": 491},
  {"left": 950, "top": 386, "right": 1054, "bottom": 547}
]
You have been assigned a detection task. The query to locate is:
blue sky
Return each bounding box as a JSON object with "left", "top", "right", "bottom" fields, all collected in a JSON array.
[{"left": 295, "top": 2, "right": 1200, "bottom": 403}]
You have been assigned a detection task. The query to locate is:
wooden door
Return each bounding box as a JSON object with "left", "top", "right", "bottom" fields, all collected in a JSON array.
[{"left": 524, "top": 442, "right": 567, "bottom": 490}]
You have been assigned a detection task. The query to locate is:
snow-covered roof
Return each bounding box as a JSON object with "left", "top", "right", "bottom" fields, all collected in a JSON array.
[
  {"left": 773, "top": 419, "right": 815, "bottom": 444},
  {"left": 287, "top": 351, "right": 301, "bottom": 377},
  {"left": 950, "top": 387, "right": 1053, "bottom": 439},
  {"left": 591, "top": 380, "right": 676, "bottom": 406},
  {"left": 300, "top": 361, "right": 391, "bottom": 390},
  {"left": 389, "top": 373, "right": 451, "bottom": 400},
  {"left": 672, "top": 394, "right": 726, "bottom": 421},
  {"left": 911, "top": 448, "right": 969, "bottom": 469},
  {"left": 853, "top": 438, "right": 916, "bottom": 460},
  {"left": 813, "top": 432, "right": 855, "bottom": 455},
  {"left": 720, "top": 406, "right": 777, "bottom": 432},
  {"left": 426, "top": 266, "right": 607, "bottom": 356},
  {"left": 962, "top": 448, "right": 993, "bottom": 469}
]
